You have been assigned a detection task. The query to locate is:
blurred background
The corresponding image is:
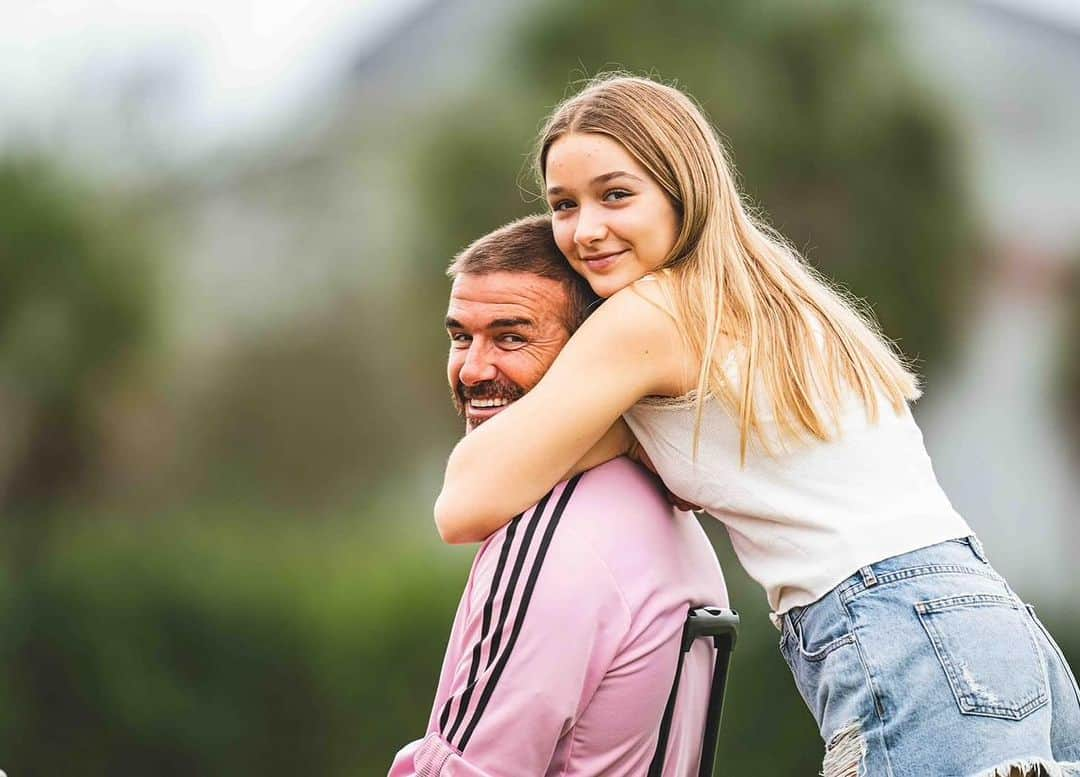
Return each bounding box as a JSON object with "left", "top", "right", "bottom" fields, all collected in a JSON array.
[{"left": 1, "top": 0, "right": 1077, "bottom": 774}]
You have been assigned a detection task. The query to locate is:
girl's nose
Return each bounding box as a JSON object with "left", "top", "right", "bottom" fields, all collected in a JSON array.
[{"left": 574, "top": 203, "right": 608, "bottom": 247}]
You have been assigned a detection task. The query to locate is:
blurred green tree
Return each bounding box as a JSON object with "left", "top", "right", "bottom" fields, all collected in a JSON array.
[
  {"left": 0, "top": 157, "right": 156, "bottom": 534},
  {"left": 184, "top": 294, "right": 453, "bottom": 509},
  {"left": 0, "top": 520, "right": 466, "bottom": 776}
]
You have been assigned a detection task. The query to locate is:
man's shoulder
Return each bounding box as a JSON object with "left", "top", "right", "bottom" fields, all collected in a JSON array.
[
  {"left": 545, "top": 457, "right": 683, "bottom": 556},
  {"left": 487, "top": 456, "right": 706, "bottom": 586},
  {"left": 545, "top": 457, "right": 724, "bottom": 610},
  {"left": 464, "top": 467, "right": 642, "bottom": 618},
  {"left": 473, "top": 457, "right": 723, "bottom": 625},
  {"left": 488, "top": 458, "right": 668, "bottom": 572},
  {"left": 567, "top": 456, "right": 670, "bottom": 517},
  {"left": 469, "top": 461, "right": 657, "bottom": 559}
]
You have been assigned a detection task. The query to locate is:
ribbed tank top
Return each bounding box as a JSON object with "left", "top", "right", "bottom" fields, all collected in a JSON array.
[{"left": 623, "top": 380, "right": 971, "bottom": 614}]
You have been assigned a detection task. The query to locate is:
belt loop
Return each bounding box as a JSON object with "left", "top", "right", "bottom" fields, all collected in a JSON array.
[
  {"left": 966, "top": 535, "right": 989, "bottom": 564},
  {"left": 859, "top": 565, "right": 878, "bottom": 588}
]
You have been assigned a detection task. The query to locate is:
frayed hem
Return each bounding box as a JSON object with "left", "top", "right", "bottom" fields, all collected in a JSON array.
[
  {"left": 821, "top": 719, "right": 867, "bottom": 777},
  {"left": 971, "top": 757, "right": 1080, "bottom": 777}
]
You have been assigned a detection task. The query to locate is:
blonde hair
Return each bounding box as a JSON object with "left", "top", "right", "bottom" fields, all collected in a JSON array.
[{"left": 537, "top": 74, "right": 921, "bottom": 461}]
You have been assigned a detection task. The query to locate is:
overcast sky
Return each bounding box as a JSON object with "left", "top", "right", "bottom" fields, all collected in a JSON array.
[
  {"left": 0, "top": 0, "right": 1076, "bottom": 157},
  {"left": 0, "top": 0, "right": 428, "bottom": 155}
]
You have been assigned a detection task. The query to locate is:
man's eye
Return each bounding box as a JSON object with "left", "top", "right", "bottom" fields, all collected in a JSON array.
[
  {"left": 499, "top": 334, "right": 526, "bottom": 347},
  {"left": 449, "top": 333, "right": 471, "bottom": 346},
  {"left": 603, "top": 189, "right": 631, "bottom": 202}
]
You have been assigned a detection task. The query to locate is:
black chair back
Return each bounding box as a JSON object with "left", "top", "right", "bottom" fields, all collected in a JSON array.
[{"left": 649, "top": 606, "right": 739, "bottom": 777}]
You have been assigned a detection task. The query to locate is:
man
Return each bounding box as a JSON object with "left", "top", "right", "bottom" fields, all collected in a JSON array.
[{"left": 389, "top": 215, "right": 728, "bottom": 776}]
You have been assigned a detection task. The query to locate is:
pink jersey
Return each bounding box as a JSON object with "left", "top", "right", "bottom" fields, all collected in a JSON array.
[{"left": 389, "top": 457, "right": 728, "bottom": 776}]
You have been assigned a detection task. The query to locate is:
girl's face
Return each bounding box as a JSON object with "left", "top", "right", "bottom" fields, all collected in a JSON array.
[{"left": 545, "top": 132, "right": 679, "bottom": 298}]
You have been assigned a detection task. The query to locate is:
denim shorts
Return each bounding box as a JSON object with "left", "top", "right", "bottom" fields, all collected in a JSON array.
[{"left": 779, "top": 536, "right": 1080, "bottom": 777}]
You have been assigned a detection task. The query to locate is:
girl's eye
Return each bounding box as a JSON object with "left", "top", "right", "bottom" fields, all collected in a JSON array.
[
  {"left": 603, "top": 189, "right": 631, "bottom": 202},
  {"left": 551, "top": 199, "right": 576, "bottom": 212}
]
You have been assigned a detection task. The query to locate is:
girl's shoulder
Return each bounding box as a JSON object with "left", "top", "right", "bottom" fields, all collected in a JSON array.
[
  {"left": 629, "top": 271, "right": 673, "bottom": 302},
  {"left": 591, "top": 277, "right": 680, "bottom": 343},
  {"left": 588, "top": 277, "right": 696, "bottom": 399},
  {"left": 626, "top": 272, "right": 737, "bottom": 378}
]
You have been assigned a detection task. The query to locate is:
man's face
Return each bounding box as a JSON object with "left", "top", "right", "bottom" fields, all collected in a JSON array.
[{"left": 446, "top": 271, "right": 573, "bottom": 432}]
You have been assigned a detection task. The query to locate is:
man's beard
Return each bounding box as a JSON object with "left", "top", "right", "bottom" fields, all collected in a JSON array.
[{"left": 452, "top": 379, "right": 526, "bottom": 428}]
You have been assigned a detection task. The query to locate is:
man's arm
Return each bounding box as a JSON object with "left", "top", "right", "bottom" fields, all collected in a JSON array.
[{"left": 390, "top": 476, "right": 629, "bottom": 776}]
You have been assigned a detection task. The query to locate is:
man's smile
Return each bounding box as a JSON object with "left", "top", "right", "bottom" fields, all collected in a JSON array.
[
  {"left": 465, "top": 397, "right": 513, "bottom": 427},
  {"left": 469, "top": 397, "right": 510, "bottom": 408}
]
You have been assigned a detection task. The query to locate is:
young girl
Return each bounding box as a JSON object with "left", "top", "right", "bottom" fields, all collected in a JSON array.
[{"left": 435, "top": 75, "right": 1080, "bottom": 776}]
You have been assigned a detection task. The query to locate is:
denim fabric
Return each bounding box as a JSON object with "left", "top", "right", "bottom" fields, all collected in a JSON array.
[{"left": 779, "top": 537, "right": 1080, "bottom": 776}]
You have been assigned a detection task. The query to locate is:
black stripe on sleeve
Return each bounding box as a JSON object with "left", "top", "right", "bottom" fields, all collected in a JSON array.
[
  {"left": 485, "top": 492, "right": 554, "bottom": 669},
  {"left": 438, "top": 511, "right": 523, "bottom": 733},
  {"left": 457, "top": 474, "right": 582, "bottom": 752},
  {"left": 445, "top": 491, "right": 552, "bottom": 744}
]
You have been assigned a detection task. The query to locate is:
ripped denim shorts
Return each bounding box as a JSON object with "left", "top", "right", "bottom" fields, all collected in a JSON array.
[{"left": 779, "top": 536, "right": 1080, "bottom": 777}]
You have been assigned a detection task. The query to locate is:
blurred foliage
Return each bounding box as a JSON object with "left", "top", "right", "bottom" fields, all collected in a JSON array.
[
  {"left": 179, "top": 295, "right": 454, "bottom": 509},
  {"left": 0, "top": 157, "right": 156, "bottom": 511},
  {"left": 0, "top": 518, "right": 466, "bottom": 776},
  {"left": 414, "top": 0, "right": 974, "bottom": 373}
]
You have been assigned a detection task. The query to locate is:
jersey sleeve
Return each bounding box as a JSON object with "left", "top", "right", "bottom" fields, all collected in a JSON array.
[{"left": 388, "top": 477, "right": 630, "bottom": 776}]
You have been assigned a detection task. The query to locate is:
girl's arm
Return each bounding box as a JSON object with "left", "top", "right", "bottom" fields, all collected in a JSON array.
[{"left": 434, "top": 287, "right": 685, "bottom": 543}]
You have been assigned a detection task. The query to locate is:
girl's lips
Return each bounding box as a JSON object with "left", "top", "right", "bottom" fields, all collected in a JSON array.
[{"left": 581, "top": 250, "right": 627, "bottom": 272}]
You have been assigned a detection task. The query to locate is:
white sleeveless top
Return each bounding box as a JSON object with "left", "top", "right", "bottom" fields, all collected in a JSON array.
[{"left": 623, "top": 375, "right": 971, "bottom": 615}]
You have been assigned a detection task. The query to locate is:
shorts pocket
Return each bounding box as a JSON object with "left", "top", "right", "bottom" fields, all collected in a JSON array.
[
  {"left": 916, "top": 592, "right": 1048, "bottom": 720},
  {"left": 794, "top": 621, "right": 855, "bottom": 663},
  {"left": 787, "top": 606, "right": 854, "bottom": 663}
]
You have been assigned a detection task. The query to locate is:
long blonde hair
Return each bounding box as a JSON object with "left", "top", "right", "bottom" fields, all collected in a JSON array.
[{"left": 537, "top": 74, "right": 921, "bottom": 461}]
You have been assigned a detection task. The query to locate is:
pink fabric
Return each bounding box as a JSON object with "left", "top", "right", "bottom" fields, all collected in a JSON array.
[{"left": 389, "top": 458, "right": 728, "bottom": 776}]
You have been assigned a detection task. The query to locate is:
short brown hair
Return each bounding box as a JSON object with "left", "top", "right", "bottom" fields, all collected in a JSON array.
[{"left": 447, "top": 214, "right": 600, "bottom": 333}]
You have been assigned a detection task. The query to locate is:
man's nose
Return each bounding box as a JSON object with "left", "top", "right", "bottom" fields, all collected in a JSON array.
[
  {"left": 458, "top": 342, "right": 497, "bottom": 385},
  {"left": 574, "top": 203, "right": 608, "bottom": 247}
]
